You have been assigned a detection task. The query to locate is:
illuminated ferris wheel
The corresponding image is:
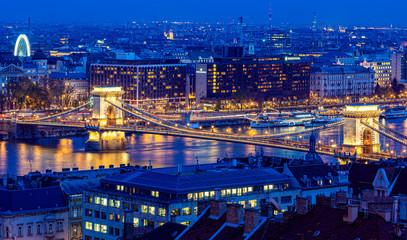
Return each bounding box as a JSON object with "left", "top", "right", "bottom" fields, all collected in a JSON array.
[{"left": 14, "top": 34, "right": 31, "bottom": 57}]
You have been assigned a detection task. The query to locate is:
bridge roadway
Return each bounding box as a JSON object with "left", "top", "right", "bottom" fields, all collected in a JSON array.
[{"left": 19, "top": 120, "right": 389, "bottom": 161}]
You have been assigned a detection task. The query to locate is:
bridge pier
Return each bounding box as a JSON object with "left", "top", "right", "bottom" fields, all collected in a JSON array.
[
  {"left": 85, "top": 86, "right": 127, "bottom": 151},
  {"left": 85, "top": 130, "right": 127, "bottom": 151}
]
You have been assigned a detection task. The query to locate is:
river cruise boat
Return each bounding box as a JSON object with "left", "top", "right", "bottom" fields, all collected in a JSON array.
[
  {"left": 251, "top": 112, "right": 315, "bottom": 128},
  {"left": 380, "top": 106, "right": 407, "bottom": 119}
]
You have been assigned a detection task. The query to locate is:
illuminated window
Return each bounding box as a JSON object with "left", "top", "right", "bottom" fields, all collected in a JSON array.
[
  {"left": 101, "top": 225, "right": 107, "bottom": 233},
  {"left": 115, "top": 200, "right": 120, "bottom": 208},
  {"left": 85, "top": 222, "right": 92, "bottom": 230},
  {"left": 109, "top": 199, "right": 114, "bottom": 207},
  {"left": 158, "top": 208, "right": 166, "bottom": 216},
  {"left": 248, "top": 187, "right": 253, "bottom": 192},
  {"left": 141, "top": 205, "right": 148, "bottom": 213},
  {"left": 94, "top": 197, "right": 100, "bottom": 205},
  {"left": 94, "top": 223, "right": 100, "bottom": 232},
  {"left": 133, "top": 218, "right": 139, "bottom": 227},
  {"left": 101, "top": 198, "right": 107, "bottom": 206},
  {"left": 249, "top": 199, "right": 257, "bottom": 208},
  {"left": 151, "top": 191, "right": 159, "bottom": 198},
  {"left": 182, "top": 207, "right": 191, "bottom": 216},
  {"left": 149, "top": 206, "right": 156, "bottom": 215}
]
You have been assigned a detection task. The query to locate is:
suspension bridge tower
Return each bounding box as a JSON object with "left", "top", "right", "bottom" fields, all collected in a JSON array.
[
  {"left": 342, "top": 104, "right": 382, "bottom": 155},
  {"left": 85, "top": 86, "right": 127, "bottom": 151}
]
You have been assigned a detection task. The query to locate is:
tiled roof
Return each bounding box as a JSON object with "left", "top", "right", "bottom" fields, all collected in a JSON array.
[
  {"left": 135, "top": 222, "right": 186, "bottom": 240},
  {"left": 0, "top": 186, "right": 67, "bottom": 215},
  {"left": 266, "top": 206, "right": 398, "bottom": 240},
  {"left": 178, "top": 209, "right": 227, "bottom": 240},
  {"left": 348, "top": 163, "right": 381, "bottom": 195},
  {"left": 288, "top": 163, "right": 339, "bottom": 188},
  {"left": 60, "top": 179, "right": 100, "bottom": 195},
  {"left": 102, "top": 168, "right": 289, "bottom": 193}
]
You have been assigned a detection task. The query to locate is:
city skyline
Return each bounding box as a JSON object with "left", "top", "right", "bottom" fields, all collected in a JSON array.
[{"left": 1, "top": 0, "right": 406, "bottom": 26}]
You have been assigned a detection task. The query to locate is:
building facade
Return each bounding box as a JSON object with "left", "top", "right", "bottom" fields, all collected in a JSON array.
[
  {"left": 196, "top": 56, "right": 310, "bottom": 102},
  {"left": 0, "top": 186, "right": 68, "bottom": 240},
  {"left": 310, "top": 66, "right": 375, "bottom": 101},
  {"left": 82, "top": 168, "right": 300, "bottom": 240},
  {"left": 90, "top": 63, "right": 188, "bottom": 106},
  {"left": 49, "top": 72, "right": 89, "bottom": 102},
  {"left": 360, "top": 54, "right": 392, "bottom": 87}
]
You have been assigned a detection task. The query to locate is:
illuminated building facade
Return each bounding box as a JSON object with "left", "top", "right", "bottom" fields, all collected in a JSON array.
[
  {"left": 402, "top": 52, "right": 407, "bottom": 82},
  {"left": 360, "top": 54, "right": 392, "bottom": 87},
  {"left": 82, "top": 167, "right": 299, "bottom": 240},
  {"left": 310, "top": 66, "right": 375, "bottom": 101},
  {"left": 196, "top": 56, "right": 310, "bottom": 101},
  {"left": 90, "top": 63, "right": 188, "bottom": 105}
]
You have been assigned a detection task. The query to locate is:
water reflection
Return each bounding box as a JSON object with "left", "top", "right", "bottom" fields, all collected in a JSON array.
[{"left": 0, "top": 118, "right": 406, "bottom": 175}]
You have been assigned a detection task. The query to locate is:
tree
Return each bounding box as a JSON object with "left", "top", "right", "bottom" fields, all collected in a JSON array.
[
  {"left": 6, "top": 77, "right": 50, "bottom": 110},
  {"left": 232, "top": 90, "right": 253, "bottom": 110}
]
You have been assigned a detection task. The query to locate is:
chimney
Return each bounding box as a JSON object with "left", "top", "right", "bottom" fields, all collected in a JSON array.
[
  {"left": 296, "top": 197, "right": 309, "bottom": 215},
  {"left": 226, "top": 204, "right": 244, "bottom": 225},
  {"left": 244, "top": 208, "right": 260, "bottom": 234},
  {"left": 343, "top": 204, "right": 359, "bottom": 223},
  {"left": 210, "top": 200, "right": 227, "bottom": 219},
  {"left": 123, "top": 209, "right": 135, "bottom": 240},
  {"left": 377, "top": 209, "right": 391, "bottom": 222},
  {"left": 393, "top": 198, "right": 399, "bottom": 222}
]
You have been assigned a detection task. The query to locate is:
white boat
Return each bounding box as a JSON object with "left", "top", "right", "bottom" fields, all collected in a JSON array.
[
  {"left": 304, "top": 116, "right": 344, "bottom": 127},
  {"left": 381, "top": 106, "right": 407, "bottom": 119},
  {"left": 251, "top": 112, "right": 315, "bottom": 128}
]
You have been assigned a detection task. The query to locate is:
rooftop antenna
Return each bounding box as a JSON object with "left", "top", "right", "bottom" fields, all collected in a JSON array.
[
  {"left": 268, "top": 2, "right": 272, "bottom": 28},
  {"left": 311, "top": 11, "right": 317, "bottom": 64}
]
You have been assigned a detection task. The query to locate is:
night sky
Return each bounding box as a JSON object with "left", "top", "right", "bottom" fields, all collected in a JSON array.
[{"left": 1, "top": 0, "right": 406, "bottom": 26}]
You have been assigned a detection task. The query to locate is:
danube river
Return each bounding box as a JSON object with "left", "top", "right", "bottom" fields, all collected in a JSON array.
[{"left": 1, "top": 118, "right": 406, "bottom": 175}]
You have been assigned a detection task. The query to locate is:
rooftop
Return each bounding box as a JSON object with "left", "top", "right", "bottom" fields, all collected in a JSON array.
[{"left": 103, "top": 168, "right": 290, "bottom": 194}]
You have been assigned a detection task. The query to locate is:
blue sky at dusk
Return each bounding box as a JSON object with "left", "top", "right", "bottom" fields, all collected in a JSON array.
[{"left": 1, "top": 0, "right": 406, "bottom": 26}]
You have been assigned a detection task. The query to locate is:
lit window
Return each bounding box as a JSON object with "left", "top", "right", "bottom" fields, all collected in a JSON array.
[
  {"left": 94, "top": 196, "right": 100, "bottom": 205},
  {"left": 115, "top": 200, "right": 120, "bottom": 208},
  {"left": 182, "top": 207, "right": 191, "bottom": 216},
  {"left": 94, "top": 223, "right": 100, "bottom": 232},
  {"left": 109, "top": 199, "right": 114, "bottom": 207},
  {"left": 101, "top": 225, "right": 107, "bottom": 233},
  {"left": 101, "top": 198, "right": 107, "bottom": 206},
  {"left": 133, "top": 218, "right": 139, "bottom": 227},
  {"left": 248, "top": 187, "right": 253, "bottom": 192},
  {"left": 158, "top": 208, "right": 166, "bottom": 216},
  {"left": 264, "top": 185, "right": 268, "bottom": 191},
  {"left": 141, "top": 205, "right": 148, "bottom": 213},
  {"left": 149, "top": 206, "right": 156, "bottom": 215},
  {"left": 187, "top": 193, "right": 193, "bottom": 200},
  {"left": 249, "top": 199, "right": 257, "bottom": 208},
  {"left": 85, "top": 222, "right": 92, "bottom": 230}
]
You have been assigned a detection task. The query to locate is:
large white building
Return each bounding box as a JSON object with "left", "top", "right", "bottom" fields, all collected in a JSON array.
[{"left": 310, "top": 66, "right": 375, "bottom": 101}]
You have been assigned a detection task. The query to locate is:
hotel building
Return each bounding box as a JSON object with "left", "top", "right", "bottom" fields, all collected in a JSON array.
[
  {"left": 90, "top": 63, "right": 188, "bottom": 106},
  {"left": 196, "top": 56, "right": 310, "bottom": 102}
]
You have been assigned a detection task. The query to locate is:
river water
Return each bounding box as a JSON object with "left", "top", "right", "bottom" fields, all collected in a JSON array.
[{"left": 0, "top": 118, "right": 406, "bottom": 175}]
